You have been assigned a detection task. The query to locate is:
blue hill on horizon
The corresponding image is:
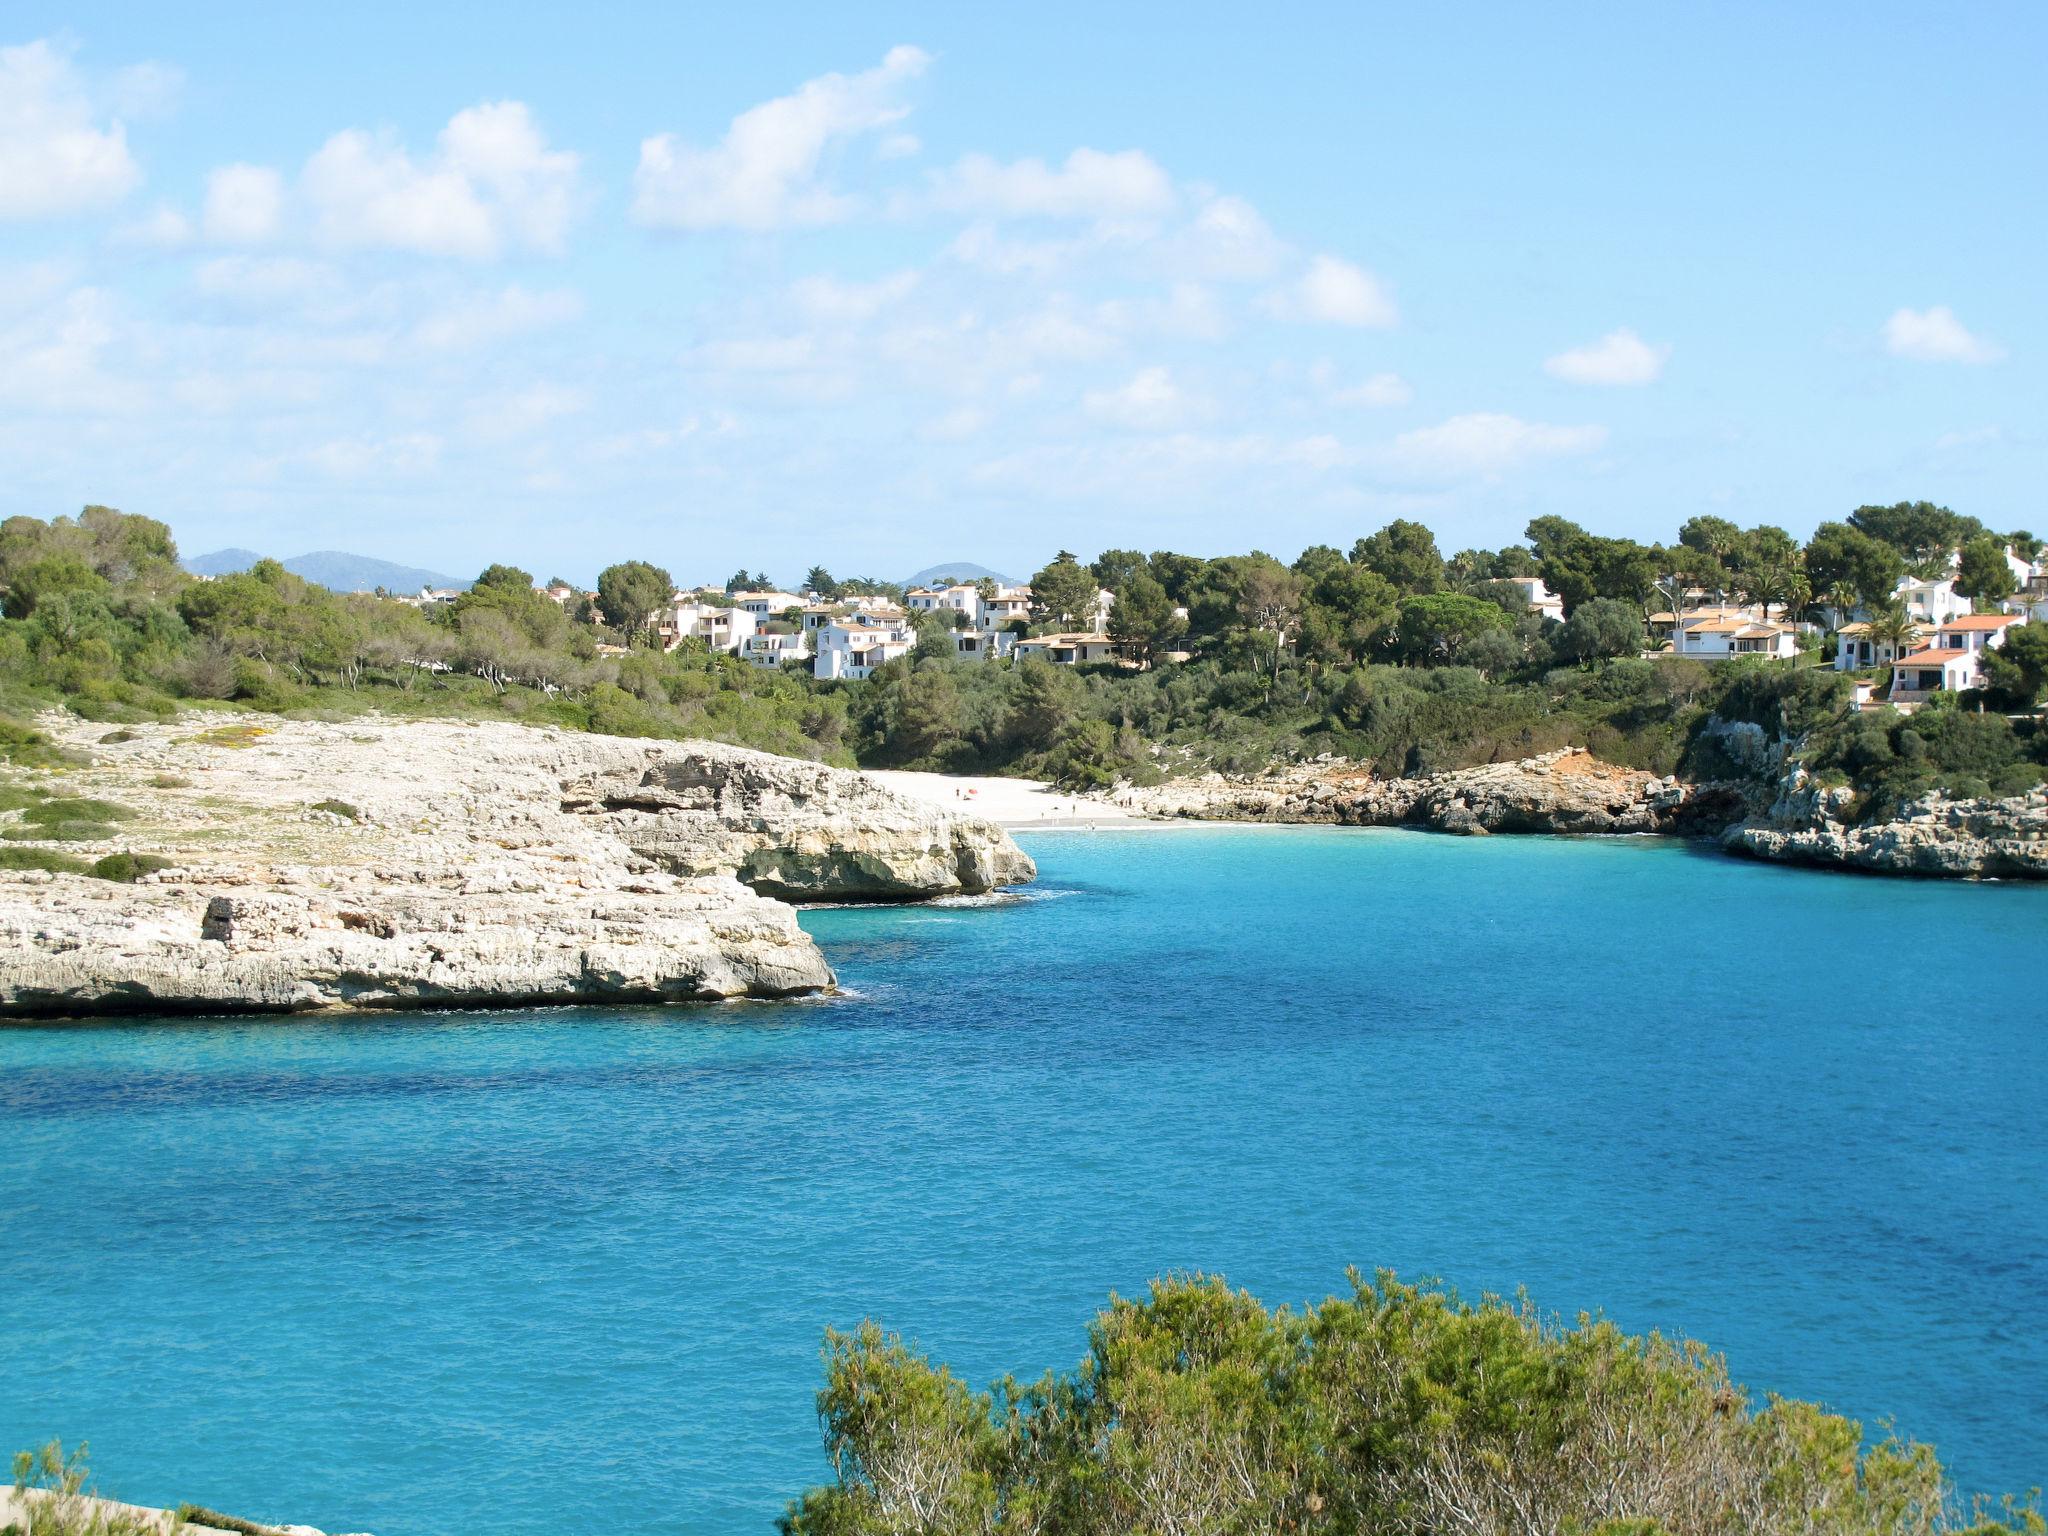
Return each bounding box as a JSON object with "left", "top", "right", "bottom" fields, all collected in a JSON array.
[{"left": 183, "top": 548, "right": 472, "bottom": 594}]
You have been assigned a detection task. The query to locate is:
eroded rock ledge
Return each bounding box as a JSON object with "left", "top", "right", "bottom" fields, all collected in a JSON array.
[
  {"left": 1108, "top": 749, "right": 1694, "bottom": 836},
  {"left": 1103, "top": 747, "right": 2047, "bottom": 880},
  {"left": 0, "top": 716, "right": 1033, "bottom": 1019}
]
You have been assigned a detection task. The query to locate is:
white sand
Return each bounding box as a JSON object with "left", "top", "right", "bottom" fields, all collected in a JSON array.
[{"left": 864, "top": 770, "right": 1148, "bottom": 829}]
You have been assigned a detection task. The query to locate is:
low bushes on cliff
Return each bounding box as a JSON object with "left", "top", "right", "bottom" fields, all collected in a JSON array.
[{"left": 781, "top": 1271, "right": 2041, "bottom": 1536}]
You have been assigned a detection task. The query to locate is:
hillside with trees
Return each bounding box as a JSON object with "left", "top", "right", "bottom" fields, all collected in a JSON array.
[{"left": 1, "top": 503, "right": 2042, "bottom": 814}]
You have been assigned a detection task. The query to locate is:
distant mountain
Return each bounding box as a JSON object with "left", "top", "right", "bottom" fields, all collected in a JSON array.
[
  {"left": 183, "top": 547, "right": 265, "bottom": 578},
  {"left": 184, "top": 549, "right": 471, "bottom": 595},
  {"left": 901, "top": 561, "right": 1019, "bottom": 588}
]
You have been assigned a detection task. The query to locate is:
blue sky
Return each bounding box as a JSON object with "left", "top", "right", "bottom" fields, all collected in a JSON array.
[{"left": 2, "top": 2, "right": 2041, "bottom": 585}]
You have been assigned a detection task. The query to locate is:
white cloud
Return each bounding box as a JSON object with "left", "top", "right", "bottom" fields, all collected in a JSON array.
[
  {"left": 106, "top": 61, "right": 184, "bottom": 120},
  {"left": 632, "top": 45, "right": 929, "bottom": 231},
  {"left": 203, "top": 163, "right": 285, "bottom": 243},
  {"left": 465, "top": 381, "right": 587, "bottom": 442},
  {"left": 1883, "top": 305, "right": 2003, "bottom": 364},
  {"left": 302, "top": 432, "right": 444, "bottom": 480},
  {"left": 303, "top": 101, "right": 581, "bottom": 258},
  {"left": 0, "top": 284, "right": 142, "bottom": 412},
  {"left": 920, "top": 405, "right": 989, "bottom": 441},
  {"left": 1083, "top": 365, "right": 1205, "bottom": 430},
  {"left": 193, "top": 255, "right": 337, "bottom": 304},
  {"left": 877, "top": 133, "right": 921, "bottom": 161},
  {"left": 1171, "top": 193, "right": 1287, "bottom": 279},
  {"left": 790, "top": 270, "right": 920, "bottom": 323},
  {"left": 1543, "top": 327, "right": 1668, "bottom": 386},
  {"left": 413, "top": 285, "right": 584, "bottom": 351},
  {"left": 1933, "top": 425, "right": 2002, "bottom": 450},
  {"left": 117, "top": 203, "right": 194, "bottom": 247},
  {"left": 1332, "top": 371, "right": 1413, "bottom": 408},
  {"left": 1270, "top": 254, "right": 1397, "bottom": 328},
  {"left": 934, "top": 147, "right": 1176, "bottom": 221},
  {"left": 0, "top": 40, "right": 143, "bottom": 218},
  {"left": 1379, "top": 412, "right": 1605, "bottom": 481}
]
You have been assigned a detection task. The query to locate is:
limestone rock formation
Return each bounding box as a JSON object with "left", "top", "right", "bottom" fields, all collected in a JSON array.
[
  {"left": 1725, "top": 768, "right": 2048, "bottom": 879},
  {"left": 1109, "top": 749, "right": 1683, "bottom": 835},
  {"left": 559, "top": 743, "right": 1036, "bottom": 899},
  {"left": 0, "top": 716, "right": 1034, "bottom": 1018}
]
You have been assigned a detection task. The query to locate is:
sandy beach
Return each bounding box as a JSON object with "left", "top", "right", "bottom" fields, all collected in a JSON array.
[{"left": 863, "top": 770, "right": 1150, "bottom": 829}]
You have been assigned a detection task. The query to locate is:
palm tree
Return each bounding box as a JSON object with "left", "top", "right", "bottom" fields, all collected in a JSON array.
[
  {"left": 1740, "top": 562, "right": 1797, "bottom": 623},
  {"left": 1867, "top": 605, "right": 1919, "bottom": 672}
]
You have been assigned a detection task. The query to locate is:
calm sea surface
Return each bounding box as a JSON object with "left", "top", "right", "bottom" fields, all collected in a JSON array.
[{"left": 2, "top": 828, "right": 2044, "bottom": 1534}]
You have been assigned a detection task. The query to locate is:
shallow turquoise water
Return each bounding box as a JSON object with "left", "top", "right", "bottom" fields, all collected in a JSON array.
[{"left": 2, "top": 828, "right": 2044, "bottom": 1533}]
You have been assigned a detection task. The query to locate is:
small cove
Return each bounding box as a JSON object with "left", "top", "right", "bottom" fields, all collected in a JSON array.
[{"left": 1, "top": 826, "right": 2043, "bottom": 1534}]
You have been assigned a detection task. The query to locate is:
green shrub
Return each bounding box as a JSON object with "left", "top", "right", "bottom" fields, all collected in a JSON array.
[
  {"left": 310, "top": 798, "right": 360, "bottom": 820},
  {"left": 9, "top": 1439, "right": 161, "bottom": 1536},
  {"left": 781, "top": 1272, "right": 2042, "bottom": 1536},
  {"left": 0, "top": 847, "right": 90, "bottom": 875},
  {"left": 88, "top": 853, "right": 172, "bottom": 882}
]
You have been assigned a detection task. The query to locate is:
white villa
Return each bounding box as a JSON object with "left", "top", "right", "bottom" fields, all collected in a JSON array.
[
  {"left": 1013, "top": 632, "right": 1122, "bottom": 667},
  {"left": 1894, "top": 574, "right": 1974, "bottom": 627},
  {"left": 814, "top": 618, "right": 915, "bottom": 680},
  {"left": 739, "top": 631, "right": 810, "bottom": 669},
  {"left": 1887, "top": 614, "right": 2024, "bottom": 704},
  {"left": 1671, "top": 606, "right": 1800, "bottom": 660},
  {"left": 1834, "top": 621, "right": 1926, "bottom": 671},
  {"left": 1502, "top": 575, "right": 1565, "bottom": 623},
  {"left": 731, "top": 589, "right": 807, "bottom": 617},
  {"left": 657, "top": 598, "right": 758, "bottom": 653}
]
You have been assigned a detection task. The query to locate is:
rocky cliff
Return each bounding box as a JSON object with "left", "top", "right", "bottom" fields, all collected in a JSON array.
[
  {"left": 1723, "top": 769, "right": 2048, "bottom": 878},
  {"left": 0, "top": 716, "right": 1034, "bottom": 1019},
  {"left": 1106, "top": 745, "right": 2047, "bottom": 879},
  {"left": 1109, "top": 749, "right": 1691, "bottom": 835}
]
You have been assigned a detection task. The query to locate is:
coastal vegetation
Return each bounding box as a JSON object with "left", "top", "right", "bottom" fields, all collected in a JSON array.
[
  {"left": 1, "top": 505, "right": 2042, "bottom": 817},
  {"left": 780, "top": 1271, "right": 2042, "bottom": 1536}
]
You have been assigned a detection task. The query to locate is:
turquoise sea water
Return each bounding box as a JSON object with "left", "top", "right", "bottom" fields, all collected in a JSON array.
[{"left": 2, "top": 828, "right": 2045, "bottom": 1534}]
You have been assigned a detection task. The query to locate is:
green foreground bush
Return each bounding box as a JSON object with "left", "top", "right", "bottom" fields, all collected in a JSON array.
[{"left": 782, "top": 1272, "right": 2041, "bottom": 1536}]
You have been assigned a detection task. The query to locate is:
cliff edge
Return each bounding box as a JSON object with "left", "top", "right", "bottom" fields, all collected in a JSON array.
[{"left": 0, "top": 715, "right": 1034, "bottom": 1019}]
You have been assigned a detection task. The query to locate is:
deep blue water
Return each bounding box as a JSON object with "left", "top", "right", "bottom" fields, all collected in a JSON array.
[{"left": 2, "top": 828, "right": 2045, "bottom": 1534}]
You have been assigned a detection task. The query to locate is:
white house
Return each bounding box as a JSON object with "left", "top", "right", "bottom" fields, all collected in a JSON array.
[
  {"left": 1013, "top": 632, "right": 1122, "bottom": 667},
  {"left": 814, "top": 619, "right": 914, "bottom": 680},
  {"left": 1834, "top": 621, "right": 1926, "bottom": 671},
  {"left": 740, "top": 630, "right": 810, "bottom": 669},
  {"left": 1672, "top": 607, "right": 1799, "bottom": 660},
  {"left": 1502, "top": 575, "right": 1566, "bottom": 623},
  {"left": 906, "top": 583, "right": 985, "bottom": 624},
  {"left": 731, "top": 589, "right": 807, "bottom": 617},
  {"left": 952, "top": 630, "right": 1019, "bottom": 662},
  {"left": 1887, "top": 614, "right": 2024, "bottom": 704},
  {"left": 980, "top": 585, "right": 1034, "bottom": 631},
  {"left": 1893, "top": 575, "right": 1973, "bottom": 626},
  {"left": 658, "top": 599, "right": 758, "bottom": 654}
]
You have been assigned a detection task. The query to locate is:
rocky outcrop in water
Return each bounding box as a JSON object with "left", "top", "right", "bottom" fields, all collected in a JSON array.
[
  {"left": 1111, "top": 743, "right": 2047, "bottom": 879},
  {"left": 1111, "top": 749, "right": 1690, "bottom": 835},
  {"left": 0, "top": 716, "right": 1034, "bottom": 1019},
  {"left": 1723, "top": 769, "right": 2048, "bottom": 879}
]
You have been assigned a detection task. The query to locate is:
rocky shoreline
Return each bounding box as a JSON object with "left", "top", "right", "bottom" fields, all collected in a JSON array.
[
  {"left": 1099, "top": 747, "right": 2048, "bottom": 880},
  {"left": 0, "top": 715, "right": 1034, "bottom": 1019}
]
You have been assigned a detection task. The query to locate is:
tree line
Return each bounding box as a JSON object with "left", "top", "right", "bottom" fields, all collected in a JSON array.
[{"left": 1, "top": 502, "right": 2042, "bottom": 812}]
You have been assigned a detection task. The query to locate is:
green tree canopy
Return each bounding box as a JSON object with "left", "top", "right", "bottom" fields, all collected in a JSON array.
[
  {"left": 596, "top": 560, "right": 675, "bottom": 639},
  {"left": 1553, "top": 596, "right": 1645, "bottom": 663},
  {"left": 1029, "top": 551, "right": 1098, "bottom": 630},
  {"left": 1351, "top": 518, "right": 1445, "bottom": 594},
  {"left": 781, "top": 1270, "right": 2039, "bottom": 1536},
  {"left": 1955, "top": 538, "right": 2017, "bottom": 604},
  {"left": 1848, "top": 501, "right": 1984, "bottom": 565},
  {"left": 1803, "top": 522, "right": 1904, "bottom": 610},
  {"left": 1393, "top": 591, "right": 1509, "bottom": 665}
]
